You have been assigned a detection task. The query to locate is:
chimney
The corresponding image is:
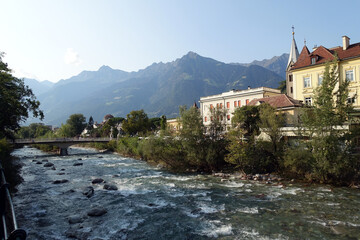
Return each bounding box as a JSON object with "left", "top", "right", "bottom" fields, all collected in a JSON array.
[
  {"left": 313, "top": 45, "right": 318, "bottom": 51},
  {"left": 342, "top": 36, "right": 350, "bottom": 50},
  {"left": 248, "top": 86, "right": 251, "bottom": 90}
]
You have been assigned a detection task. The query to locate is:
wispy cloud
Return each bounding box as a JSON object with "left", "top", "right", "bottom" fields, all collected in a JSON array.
[
  {"left": 64, "top": 48, "right": 82, "bottom": 66},
  {"left": 13, "top": 68, "right": 38, "bottom": 80}
]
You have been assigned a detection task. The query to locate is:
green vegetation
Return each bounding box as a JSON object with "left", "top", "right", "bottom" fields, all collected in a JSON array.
[
  {"left": 283, "top": 59, "right": 359, "bottom": 184},
  {"left": 58, "top": 113, "right": 87, "bottom": 137},
  {"left": 0, "top": 53, "right": 43, "bottom": 139},
  {"left": 122, "top": 110, "right": 151, "bottom": 136},
  {"left": 225, "top": 104, "right": 283, "bottom": 174},
  {"left": 16, "top": 123, "right": 52, "bottom": 139},
  {"left": 0, "top": 53, "right": 43, "bottom": 190},
  {"left": 277, "top": 80, "right": 286, "bottom": 93}
]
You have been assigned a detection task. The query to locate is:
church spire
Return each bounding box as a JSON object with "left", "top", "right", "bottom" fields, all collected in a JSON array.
[{"left": 287, "top": 26, "right": 299, "bottom": 69}]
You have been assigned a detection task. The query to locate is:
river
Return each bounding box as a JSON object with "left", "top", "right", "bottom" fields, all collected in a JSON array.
[{"left": 11, "top": 146, "right": 360, "bottom": 239}]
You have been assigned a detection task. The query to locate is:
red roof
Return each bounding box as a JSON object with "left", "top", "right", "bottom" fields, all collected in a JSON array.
[
  {"left": 291, "top": 41, "right": 360, "bottom": 70},
  {"left": 248, "top": 94, "right": 302, "bottom": 108}
]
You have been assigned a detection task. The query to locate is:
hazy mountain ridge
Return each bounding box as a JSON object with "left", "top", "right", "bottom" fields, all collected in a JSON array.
[
  {"left": 24, "top": 78, "right": 54, "bottom": 96},
  {"left": 232, "top": 53, "right": 289, "bottom": 79},
  {"left": 26, "top": 52, "right": 286, "bottom": 125}
]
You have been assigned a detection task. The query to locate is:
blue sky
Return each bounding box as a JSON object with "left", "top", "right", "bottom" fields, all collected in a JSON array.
[{"left": 1, "top": 0, "right": 360, "bottom": 82}]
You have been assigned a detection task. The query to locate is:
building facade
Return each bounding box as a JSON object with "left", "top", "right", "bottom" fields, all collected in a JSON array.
[
  {"left": 199, "top": 87, "right": 281, "bottom": 129},
  {"left": 287, "top": 35, "right": 360, "bottom": 111},
  {"left": 248, "top": 94, "right": 303, "bottom": 126}
]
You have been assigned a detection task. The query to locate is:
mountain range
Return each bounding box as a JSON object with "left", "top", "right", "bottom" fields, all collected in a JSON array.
[{"left": 25, "top": 52, "right": 288, "bottom": 126}]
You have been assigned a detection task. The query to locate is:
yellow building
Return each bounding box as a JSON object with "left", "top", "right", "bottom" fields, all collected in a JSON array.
[
  {"left": 287, "top": 35, "right": 360, "bottom": 111},
  {"left": 166, "top": 118, "right": 181, "bottom": 134}
]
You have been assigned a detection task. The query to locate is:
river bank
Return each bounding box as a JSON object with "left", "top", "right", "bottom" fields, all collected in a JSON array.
[{"left": 76, "top": 138, "right": 359, "bottom": 188}]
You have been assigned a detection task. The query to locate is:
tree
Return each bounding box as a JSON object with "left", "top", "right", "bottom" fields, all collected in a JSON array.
[
  {"left": 160, "top": 115, "right": 167, "bottom": 131},
  {"left": 225, "top": 104, "right": 284, "bottom": 174},
  {"left": 86, "top": 116, "right": 94, "bottom": 130},
  {"left": 122, "top": 110, "right": 150, "bottom": 136},
  {"left": 207, "top": 107, "right": 228, "bottom": 140},
  {"left": 290, "top": 58, "right": 358, "bottom": 184},
  {"left": 101, "top": 117, "right": 124, "bottom": 137},
  {"left": 16, "top": 123, "right": 52, "bottom": 139},
  {"left": 57, "top": 123, "right": 74, "bottom": 137},
  {"left": 65, "top": 114, "right": 87, "bottom": 137},
  {"left": 179, "top": 105, "right": 203, "bottom": 139},
  {"left": 179, "top": 105, "right": 206, "bottom": 168},
  {"left": 278, "top": 80, "right": 286, "bottom": 94},
  {"left": 0, "top": 53, "right": 43, "bottom": 138},
  {"left": 150, "top": 117, "right": 161, "bottom": 131},
  {"left": 259, "top": 103, "right": 285, "bottom": 154},
  {"left": 231, "top": 105, "right": 260, "bottom": 139}
]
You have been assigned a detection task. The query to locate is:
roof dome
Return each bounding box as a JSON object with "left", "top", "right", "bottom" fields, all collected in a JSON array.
[{"left": 103, "top": 114, "right": 114, "bottom": 122}]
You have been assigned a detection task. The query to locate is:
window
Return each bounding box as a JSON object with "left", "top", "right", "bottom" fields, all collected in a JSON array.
[
  {"left": 216, "top": 103, "right": 219, "bottom": 108},
  {"left": 305, "top": 97, "right": 312, "bottom": 106},
  {"left": 210, "top": 104, "right": 213, "bottom": 109},
  {"left": 318, "top": 75, "right": 323, "bottom": 86},
  {"left": 220, "top": 103, "right": 223, "bottom": 109},
  {"left": 210, "top": 116, "right": 213, "bottom": 121},
  {"left": 246, "top": 99, "right": 249, "bottom": 105},
  {"left": 290, "top": 87, "right": 293, "bottom": 93},
  {"left": 226, "top": 102, "right": 230, "bottom": 109},
  {"left": 227, "top": 115, "right": 230, "bottom": 121},
  {"left": 220, "top": 115, "right": 223, "bottom": 121},
  {"left": 347, "top": 96, "right": 356, "bottom": 104},
  {"left": 234, "top": 101, "right": 237, "bottom": 107},
  {"left": 289, "top": 74, "right": 293, "bottom": 82},
  {"left": 311, "top": 57, "right": 316, "bottom": 65},
  {"left": 346, "top": 70, "right": 354, "bottom": 81},
  {"left": 238, "top": 100, "right": 241, "bottom": 107},
  {"left": 204, "top": 117, "right": 207, "bottom": 122},
  {"left": 304, "top": 77, "right": 311, "bottom": 88}
]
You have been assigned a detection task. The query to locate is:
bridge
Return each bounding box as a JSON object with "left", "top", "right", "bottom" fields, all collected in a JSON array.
[{"left": 13, "top": 138, "right": 112, "bottom": 155}]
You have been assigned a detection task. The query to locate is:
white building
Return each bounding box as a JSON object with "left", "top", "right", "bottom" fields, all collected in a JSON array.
[{"left": 199, "top": 87, "right": 281, "bottom": 129}]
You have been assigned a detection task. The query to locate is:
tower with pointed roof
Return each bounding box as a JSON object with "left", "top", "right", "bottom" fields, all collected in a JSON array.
[{"left": 286, "top": 26, "right": 300, "bottom": 98}]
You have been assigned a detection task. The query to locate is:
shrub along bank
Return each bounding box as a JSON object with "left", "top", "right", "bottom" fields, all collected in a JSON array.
[{"left": 0, "top": 139, "right": 23, "bottom": 192}]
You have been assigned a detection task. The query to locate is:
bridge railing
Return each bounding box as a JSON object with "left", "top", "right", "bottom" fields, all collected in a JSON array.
[
  {"left": 0, "top": 162, "right": 26, "bottom": 240},
  {"left": 13, "top": 137, "right": 111, "bottom": 144}
]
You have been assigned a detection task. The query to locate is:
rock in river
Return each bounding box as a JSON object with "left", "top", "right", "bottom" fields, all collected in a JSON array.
[
  {"left": 103, "top": 184, "right": 118, "bottom": 191},
  {"left": 73, "top": 162, "right": 83, "bottom": 166},
  {"left": 87, "top": 207, "right": 107, "bottom": 217},
  {"left": 53, "top": 179, "right": 69, "bottom": 184},
  {"left": 68, "top": 215, "right": 84, "bottom": 224},
  {"left": 92, "top": 178, "right": 104, "bottom": 184},
  {"left": 82, "top": 186, "right": 94, "bottom": 198},
  {"left": 44, "top": 162, "right": 54, "bottom": 167}
]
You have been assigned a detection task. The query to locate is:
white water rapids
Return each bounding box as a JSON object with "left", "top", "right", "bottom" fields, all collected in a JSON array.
[{"left": 11, "top": 146, "right": 360, "bottom": 239}]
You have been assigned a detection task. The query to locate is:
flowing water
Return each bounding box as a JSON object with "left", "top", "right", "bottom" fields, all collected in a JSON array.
[{"left": 11, "top": 146, "right": 360, "bottom": 239}]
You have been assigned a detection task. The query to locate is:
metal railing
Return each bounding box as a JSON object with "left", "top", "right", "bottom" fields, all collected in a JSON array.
[
  {"left": 14, "top": 137, "right": 111, "bottom": 144},
  {"left": 0, "top": 162, "right": 26, "bottom": 240}
]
